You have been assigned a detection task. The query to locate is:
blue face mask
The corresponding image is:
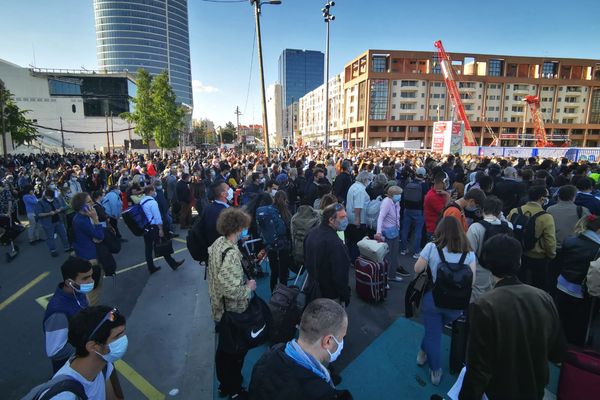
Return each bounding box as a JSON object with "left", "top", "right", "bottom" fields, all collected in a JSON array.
[
  {"left": 392, "top": 194, "right": 401, "bottom": 203},
  {"left": 465, "top": 206, "right": 478, "bottom": 212},
  {"left": 327, "top": 335, "right": 344, "bottom": 363},
  {"left": 97, "top": 335, "right": 128, "bottom": 363},
  {"left": 239, "top": 228, "right": 249, "bottom": 241},
  {"left": 336, "top": 217, "right": 349, "bottom": 232},
  {"left": 71, "top": 280, "right": 94, "bottom": 294}
]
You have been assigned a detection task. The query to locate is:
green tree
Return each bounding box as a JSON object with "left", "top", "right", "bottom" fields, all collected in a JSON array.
[
  {"left": 0, "top": 79, "right": 38, "bottom": 155},
  {"left": 151, "top": 71, "right": 184, "bottom": 149},
  {"left": 221, "top": 121, "right": 236, "bottom": 144},
  {"left": 120, "top": 69, "right": 155, "bottom": 153}
]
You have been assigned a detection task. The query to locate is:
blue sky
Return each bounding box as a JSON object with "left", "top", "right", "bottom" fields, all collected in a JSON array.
[{"left": 1, "top": 0, "right": 599, "bottom": 127}]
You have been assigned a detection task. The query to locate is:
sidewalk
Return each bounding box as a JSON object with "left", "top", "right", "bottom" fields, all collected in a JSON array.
[{"left": 120, "top": 259, "right": 215, "bottom": 399}]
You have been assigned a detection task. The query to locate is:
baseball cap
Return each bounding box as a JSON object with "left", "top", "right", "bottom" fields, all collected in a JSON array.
[
  {"left": 416, "top": 167, "right": 426, "bottom": 177},
  {"left": 275, "top": 173, "right": 288, "bottom": 185}
]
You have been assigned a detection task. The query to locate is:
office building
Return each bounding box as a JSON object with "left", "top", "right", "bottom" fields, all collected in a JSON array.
[
  {"left": 278, "top": 49, "right": 324, "bottom": 107},
  {"left": 0, "top": 58, "right": 136, "bottom": 152},
  {"left": 340, "top": 49, "right": 600, "bottom": 148},
  {"left": 93, "top": 0, "right": 193, "bottom": 107},
  {"left": 298, "top": 73, "right": 343, "bottom": 145},
  {"left": 266, "top": 83, "right": 283, "bottom": 146}
]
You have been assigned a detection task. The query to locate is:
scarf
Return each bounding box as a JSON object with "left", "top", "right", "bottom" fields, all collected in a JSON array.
[{"left": 284, "top": 340, "right": 332, "bottom": 386}]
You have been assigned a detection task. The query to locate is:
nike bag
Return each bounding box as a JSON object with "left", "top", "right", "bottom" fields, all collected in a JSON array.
[
  {"left": 365, "top": 196, "right": 382, "bottom": 230},
  {"left": 218, "top": 294, "right": 272, "bottom": 354}
]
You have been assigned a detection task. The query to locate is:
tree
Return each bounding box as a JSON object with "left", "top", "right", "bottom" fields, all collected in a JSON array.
[
  {"left": 151, "top": 71, "right": 184, "bottom": 149},
  {"left": 0, "top": 79, "right": 38, "bottom": 155},
  {"left": 221, "top": 121, "right": 237, "bottom": 144},
  {"left": 120, "top": 69, "right": 155, "bottom": 153}
]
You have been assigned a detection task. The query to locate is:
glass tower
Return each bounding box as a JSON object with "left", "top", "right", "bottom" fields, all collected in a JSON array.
[
  {"left": 278, "top": 49, "right": 324, "bottom": 107},
  {"left": 93, "top": 0, "right": 193, "bottom": 107}
]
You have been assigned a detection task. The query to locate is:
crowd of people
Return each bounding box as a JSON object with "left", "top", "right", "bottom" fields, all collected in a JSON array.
[{"left": 4, "top": 146, "right": 600, "bottom": 399}]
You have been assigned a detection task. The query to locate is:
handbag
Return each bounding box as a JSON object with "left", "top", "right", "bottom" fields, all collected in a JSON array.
[
  {"left": 404, "top": 269, "right": 431, "bottom": 318},
  {"left": 218, "top": 294, "right": 271, "bottom": 354},
  {"left": 154, "top": 238, "right": 174, "bottom": 257},
  {"left": 382, "top": 226, "right": 399, "bottom": 240},
  {"left": 102, "top": 226, "right": 121, "bottom": 254}
]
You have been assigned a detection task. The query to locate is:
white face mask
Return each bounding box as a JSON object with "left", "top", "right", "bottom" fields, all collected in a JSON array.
[{"left": 226, "top": 187, "right": 234, "bottom": 201}]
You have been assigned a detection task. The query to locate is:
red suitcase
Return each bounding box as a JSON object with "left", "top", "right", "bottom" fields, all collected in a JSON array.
[
  {"left": 558, "top": 349, "right": 600, "bottom": 399},
  {"left": 355, "top": 256, "right": 388, "bottom": 302}
]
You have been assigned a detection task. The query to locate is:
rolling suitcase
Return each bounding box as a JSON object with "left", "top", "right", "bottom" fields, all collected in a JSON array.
[
  {"left": 355, "top": 256, "right": 388, "bottom": 302},
  {"left": 449, "top": 315, "right": 469, "bottom": 375},
  {"left": 558, "top": 349, "right": 600, "bottom": 399},
  {"left": 268, "top": 267, "right": 308, "bottom": 343}
]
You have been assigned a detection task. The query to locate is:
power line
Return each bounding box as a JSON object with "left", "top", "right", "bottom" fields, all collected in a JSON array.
[{"left": 32, "top": 123, "right": 131, "bottom": 135}]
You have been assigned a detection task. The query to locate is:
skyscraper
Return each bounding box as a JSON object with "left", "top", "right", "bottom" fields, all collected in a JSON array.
[
  {"left": 278, "top": 49, "right": 324, "bottom": 107},
  {"left": 93, "top": 0, "right": 193, "bottom": 107}
]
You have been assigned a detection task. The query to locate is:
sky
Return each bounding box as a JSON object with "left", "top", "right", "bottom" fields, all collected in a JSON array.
[{"left": 1, "top": 0, "right": 599, "bottom": 127}]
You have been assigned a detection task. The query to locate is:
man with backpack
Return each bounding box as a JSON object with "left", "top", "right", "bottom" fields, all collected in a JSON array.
[
  {"left": 508, "top": 185, "right": 557, "bottom": 292},
  {"left": 400, "top": 167, "right": 430, "bottom": 259},
  {"left": 467, "top": 196, "right": 513, "bottom": 302},
  {"left": 442, "top": 188, "right": 486, "bottom": 232}
]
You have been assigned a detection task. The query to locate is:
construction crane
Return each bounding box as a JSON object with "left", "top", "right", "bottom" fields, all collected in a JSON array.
[
  {"left": 433, "top": 40, "right": 478, "bottom": 146},
  {"left": 523, "top": 95, "right": 550, "bottom": 147},
  {"left": 481, "top": 113, "right": 500, "bottom": 146}
]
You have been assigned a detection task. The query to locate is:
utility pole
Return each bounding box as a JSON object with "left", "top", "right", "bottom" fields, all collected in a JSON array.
[
  {"left": 110, "top": 112, "right": 115, "bottom": 153},
  {"left": 235, "top": 106, "right": 243, "bottom": 152},
  {"left": 291, "top": 96, "right": 294, "bottom": 147},
  {"left": 60, "top": 116, "right": 65, "bottom": 155},
  {"left": 0, "top": 79, "right": 7, "bottom": 157},
  {"left": 105, "top": 112, "right": 110, "bottom": 154},
  {"left": 127, "top": 121, "right": 132, "bottom": 154},
  {"left": 322, "top": 1, "right": 335, "bottom": 148}
]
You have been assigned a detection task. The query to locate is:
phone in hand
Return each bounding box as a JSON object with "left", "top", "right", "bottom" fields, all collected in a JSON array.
[{"left": 82, "top": 205, "right": 90, "bottom": 212}]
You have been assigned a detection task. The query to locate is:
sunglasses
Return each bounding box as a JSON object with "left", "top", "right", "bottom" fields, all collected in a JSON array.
[{"left": 88, "top": 307, "right": 120, "bottom": 341}]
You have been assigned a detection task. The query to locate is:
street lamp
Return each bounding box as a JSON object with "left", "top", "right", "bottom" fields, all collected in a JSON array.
[
  {"left": 250, "top": 0, "right": 281, "bottom": 158},
  {"left": 322, "top": 1, "right": 335, "bottom": 148}
]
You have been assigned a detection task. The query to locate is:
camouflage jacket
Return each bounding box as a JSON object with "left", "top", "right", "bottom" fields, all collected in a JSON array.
[{"left": 207, "top": 236, "right": 250, "bottom": 321}]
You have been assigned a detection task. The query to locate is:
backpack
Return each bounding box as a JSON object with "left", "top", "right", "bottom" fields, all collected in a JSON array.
[
  {"left": 256, "top": 205, "right": 288, "bottom": 251},
  {"left": 187, "top": 213, "right": 209, "bottom": 265},
  {"left": 403, "top": 181, "right": 423, "bottom": 203},
  {"left": 475, "top": 220, "right": 514, "bottom": 257},
  {"left": 21, "top": 375, "right": 87, "bottom": 400},
  {"left": 122, "top": 198, "right": 154, "bottom": 236},
  {"left": 431, "top": 247, "right": 473, "bottom": 310},
  {"left": 290, "top": 205, "right": 320, "bottom": 265},
  {"left": 510, "top": 207, "right": 546, "bottom": 251},
  {"left": 365, "top": 196, "right": 383, "bottom": 230}
]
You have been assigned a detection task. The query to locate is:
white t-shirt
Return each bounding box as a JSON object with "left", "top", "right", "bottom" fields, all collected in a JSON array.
[
  {"left": 346, "top": 182, "right": 370, "bottom": 225},
  {"left": 420, "top": 242, "right": 476, "bottom": 282},
  {"left": 45, "top": 359, "right": 113, "bottom": 399}
]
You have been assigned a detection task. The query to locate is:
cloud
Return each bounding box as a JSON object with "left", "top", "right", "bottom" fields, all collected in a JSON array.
[{"left": 192, "top": 80, "right": 219, "bottom": 93}]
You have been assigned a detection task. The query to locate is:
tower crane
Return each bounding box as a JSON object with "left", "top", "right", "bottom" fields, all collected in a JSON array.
[
  {"left": 523, "top": 95, "right": 550, "bottom": 147},
  {"left": 433, "top": 40, "right": 478, "bottom": 146}
]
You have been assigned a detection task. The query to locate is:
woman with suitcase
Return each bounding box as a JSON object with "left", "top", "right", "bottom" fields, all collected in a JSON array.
[
  {"left": 413, "top": 216, "right": 476, "bottom": 386},
  {"left": 374, "top": 186, "right": 406, "bottom": 285}
]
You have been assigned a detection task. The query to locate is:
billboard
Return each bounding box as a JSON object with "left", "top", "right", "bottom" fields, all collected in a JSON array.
[{"left": 431, "top": 121, "right": 464, "bottom": 154}]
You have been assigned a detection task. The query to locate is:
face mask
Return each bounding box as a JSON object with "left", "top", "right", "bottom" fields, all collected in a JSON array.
[
  {"left": 465, "top": 206, "right": 478, "bottom": 212},
  {"left": 155, "top": 185, "right": 162, "bottom": 190},
  {"left": 327, "top": 335, "right": 344, "bottom": 363},
  {"left": 392, "top": 194, "right": 401, "bottom": 203},
  {"left": 49, "top": 184, "right": 56, "bottom": 190},
  {"left": 151, "top": 192, "right": 157, "bottom": 198},
  {"left": 270, "top": 189, "right": 277, "bottom": 197},
  {"left": 543, "top": 198, "right": 549, "bottom": 206},
  {"left": 46, "top": 197, "right": 54, "bottom": 202},
  {"left": 239, "top": 228, "right": 249, "bottom": 241},
  {"left": 97, "top": 335, "right": 128, "bottom": 363},
  {"left": 259, "top": 177, "right": 266, "bottom": 184},
  {"left": 71, "top": 176, "right": 77, "bottom": 181},
  {"left": 336, "top": 217, "right": 349, "bottom": 232},
  {"left": 71, "top": 281, "right": 94, "bottom": 294},
  {"left": 226, "top": 187, "right": 234, "bottom": 201}
]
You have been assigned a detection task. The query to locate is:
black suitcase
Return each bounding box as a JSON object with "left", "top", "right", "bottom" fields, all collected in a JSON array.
[{"left": 449, "top": 315, "right": 469, "bottom": 374}]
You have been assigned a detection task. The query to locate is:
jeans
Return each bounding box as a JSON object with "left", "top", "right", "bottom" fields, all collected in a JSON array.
[
  {"left": 421, "top": 291, "right": 462, "bottom": 371},
  {"left": 384, "top": 236, "right": 400, "bottom": 277},
  {"left": 267, "top": 249, "right": 291, "bottom": 292},
  {"left": 519, "top": 255, "right": 550, "bottom": 293},
  {"left": 401, "top": 209, "right": 424, "bottom": 254},
  {"left": 42, "top": 222, "right": 70, "bottom": 253},
  {"left": 27, "top": 213, "right": 43, "bottom": 242}
]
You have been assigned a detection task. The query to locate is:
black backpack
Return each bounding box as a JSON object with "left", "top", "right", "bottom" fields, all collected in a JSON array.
[
  {"left": 510, "top": 207, "right": 546, "bottom": 251},
  {"left": 431, "top": 247, "right": 473, "bottom": 310},
  {"left": 476, "top": 220, "right": 513, "bottom": 253},
  {"left": 186, "top": 213, "right": 209, "bottom": 266}
]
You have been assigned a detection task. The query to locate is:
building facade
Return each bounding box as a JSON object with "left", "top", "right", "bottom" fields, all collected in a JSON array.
[
  {"left": 266, "top": 83, "right": 283, "bottom": 147},
  {"left": 278, "top": 49, "right": 324, "bottom": 108},
  {"left": 298, "top": 73, "right": 344, "bottom": 145},
  {"left": 93, "top": 0, "right": 193, "bottom": 107},
  {"left": 341, "top": 49, "right": 600, "bottom": 148},
  {"left": 0, "top": 58, "right": 136, "bottom": 152}
]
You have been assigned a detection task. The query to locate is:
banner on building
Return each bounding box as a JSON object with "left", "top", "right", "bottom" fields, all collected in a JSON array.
[{"left": 431, "top": 121, "right": 464, "bottom": 154}]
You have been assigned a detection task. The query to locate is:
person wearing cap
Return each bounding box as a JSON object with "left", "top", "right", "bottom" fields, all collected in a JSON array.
[
  {"left": 375, "top": 186, "right": 408, "bottom": 282},
  {"left": 492, "top": 166, "right": 527, "bottom": 216},
  {"left": 400, "top": 167, "right": 430, "bottom": 260},
  {"left": 86, "top": 168, "right": 104, "bottom": 193}
]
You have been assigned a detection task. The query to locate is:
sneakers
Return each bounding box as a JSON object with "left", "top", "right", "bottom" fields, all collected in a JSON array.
[
  {"left": 148, "top": 266, "right": 162, "bottom": 274},
  {"left": 385, "top": 284, "right": 390, "bottom": 290},
  {"left": 389, "top": 275, "right": 403, "bottom": 283},
  {"left": 412, "top": 253, "right": 420, "bottom": 260},
  {"left": 396, "top": 266, "right": 411, "bottom": 277},
  {"left": 51, "top": 250, "right": 58, "bottom": 258},
  {"left": 170, "top": 259, "right": 185, "bottom": 271},
  {"left": 430, "top": 369, "right": 442, "bottom": 386},
  {"left": 400, "top": 249, "right": 409, "bottom": 256},
  {"left": 416, "top": 349, "right": 427, "bottom": 366},
  {"left": 230, "top": 389, "right": 249, "bottom": 400}
]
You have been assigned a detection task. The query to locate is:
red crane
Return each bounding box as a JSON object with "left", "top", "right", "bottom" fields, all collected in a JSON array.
[
  {"left": 434, "top": 40, "right": 478, "bottom": 146},
  {"left": 523, "top": 95, "right": 550, "bottom": 147}
]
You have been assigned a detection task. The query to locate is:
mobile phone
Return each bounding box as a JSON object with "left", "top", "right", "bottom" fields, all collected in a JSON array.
[{"left": 82, "top": 205, "right": 90, "bottom": 212}]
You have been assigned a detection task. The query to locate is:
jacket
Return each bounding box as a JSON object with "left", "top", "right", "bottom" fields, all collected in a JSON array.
[
  {"left": 304, "top": 224, "right": 351, "bottom": 303},
  {"left": 249, "top": 344, "right": 352, "bottom": 400},
  {"left": 207, "top": 236, "right": 250, "bottom": 322},
  {"left": 460, "top": 277, "right": 565, "bottom": 400},
  {"left": 575, "top": 192, "right": 600, "bottom": 215},
  {"left": 547, "top": 201, "right": 589, "bottom": 250},
  {"left": 203, "top": 202, "right": 228, "bottom": 247},
  {"left": 492, "top": 178, "right": 527, "bottom": 216},
  {"left": 176, "top": 179, "right": 191, "bottom": 203},
  {"left": 332, "top": 173, "right": 352, "bottom": 204},
  {"left": 35, "top": 197, "right": 65, "bottom": 229},
  {"left": 72, "top": 213, "right": 104, "bottom": 261},
  {"left": 101, "top": 190, "right": 122, "bottom": 218},
  {"left": 559, "top": 234, "right": 600, "bottom": 285},
  {"left": 508, "top": 202, "right": 556, "bottom": 259}
]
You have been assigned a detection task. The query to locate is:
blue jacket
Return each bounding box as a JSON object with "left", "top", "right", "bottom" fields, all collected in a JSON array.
[
  {"left": 73, "top": 213, "right": 104, "bottom": 260},
  {"left": 575, "top": 192, "right": 600, "bottom": 215},
  {"left": 23, "top": 193, "right": 39, "bottom": 214},
  {"left": 35, "top": 197, "right": 65, "bottom": 229},
  {"left": 101, "top": 190, "right": 122, "bottom": 218},
  {"left": 43, "top": 284, "right": 88, "bottom": 361}
]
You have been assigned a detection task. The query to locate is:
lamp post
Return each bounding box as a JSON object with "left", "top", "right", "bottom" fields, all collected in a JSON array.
[
  {"left": 250, "top": 0, "right": 281, "bottom": 158},
  {"left": 322, "top": 1, "right": 335, "bottom": 148}
]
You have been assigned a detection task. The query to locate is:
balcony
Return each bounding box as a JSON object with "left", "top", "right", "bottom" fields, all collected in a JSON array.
[{"left": 512, "top": 85, "right": 531, "bottom": 95}]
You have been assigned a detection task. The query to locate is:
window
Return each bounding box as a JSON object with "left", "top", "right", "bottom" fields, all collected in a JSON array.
[
  {"left": 372, "top": 55, "right": 387, "bottom": 72},
  {"left": 591, "top": 90, "right": 600, "bottom": 124},
  {"left": 542, "top": 61, "right": 558, "bottom": 78},
  {"left": 399, "top": 114, "right": 414, "bottom": 120},
  {"left": 72, "top": 104, "right": 76, "bottom": 113},
  {"left": 48, "top": 78, "right": 82, "bottom": 96},
  {"left": 392, "top": 104, "right": 396, "bottom": 109},
  {"left": 489, "top": 59, "right": 503, "bottom": 76},
  {"left": 369, "top": 79, "right": 388, "bottom": 120},
  {"left": 400, "top": 103, "right": 416, "bottom": 110},
  {"left": 400, "top": 92, "right": 416, "bottom": 98},
  {"left": 392, "top": 80, "right": 397, "bottom": 86},
  {"left": 564, "top": 107, "right": 577, "bottom": 113},
  {"left": 392, "top": 92, "right": 397, "bottom": 98},
  {"left": 400, "top": 80, "right": 417, "bottom": 87},
  {"left": 431, "top": 55, "right": 441, "bottom": 74}
]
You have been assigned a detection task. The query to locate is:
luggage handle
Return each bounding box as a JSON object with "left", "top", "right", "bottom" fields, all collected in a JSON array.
[{"left": 292, "top": 265, "right": 304, "bottom": 287}]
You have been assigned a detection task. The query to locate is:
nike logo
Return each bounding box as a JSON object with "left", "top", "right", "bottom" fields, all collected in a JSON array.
[{"left": 250, "top": 324, "right": 266, "bottom": 339}]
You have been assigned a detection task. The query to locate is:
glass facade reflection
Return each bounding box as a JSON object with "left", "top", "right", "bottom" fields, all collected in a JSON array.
[
  {"left": 278, "top": 49, "right": 324, "bottom": 107},
  {"left": 93, "top": 0, "right": 193, "bottom": 107},
  {"left": 369, "top": 79, "right": 389, "bottom": 120}
]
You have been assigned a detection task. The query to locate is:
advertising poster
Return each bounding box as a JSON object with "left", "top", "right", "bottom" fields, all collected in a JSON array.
[
  {"left": 449, "top": 122, "right": 464, "bottom": 155},
  {"left": 431, "top": 121, "right": 449, "bottom": 153}
]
